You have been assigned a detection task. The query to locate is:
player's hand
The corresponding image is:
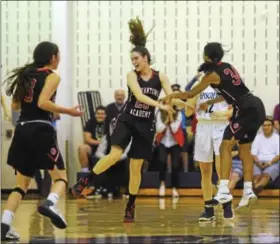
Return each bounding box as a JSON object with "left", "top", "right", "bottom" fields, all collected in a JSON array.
[
  {"left": 67, "top": 105, "right": 84, "bottom": 117},
  {"left": 199, "top": 102, "right": 209, "bottom": 111},
  {"left": 159, "top": 104, "right": 175, "bottom": 116}
]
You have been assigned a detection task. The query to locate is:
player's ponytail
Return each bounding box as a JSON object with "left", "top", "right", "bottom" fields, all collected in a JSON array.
[{"left": 128, "top": 17, "right": 155, "bottom": 64}]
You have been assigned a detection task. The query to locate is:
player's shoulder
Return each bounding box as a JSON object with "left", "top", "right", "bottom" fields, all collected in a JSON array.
[{"left": 45, "top": 71, "right": 60, "bottom": 82}]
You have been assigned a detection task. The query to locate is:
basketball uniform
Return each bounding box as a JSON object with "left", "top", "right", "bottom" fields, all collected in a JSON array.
[
  {"left": 110, "top": 69, "right": 162, "bottom": 160},
  {"left": 7, "top": 68, "right": 65, "bottom": 177},
  {"left": 210, "top": 62, "right": 266, "bottom": 144},
  {"left": 194, "top": 86, "right": 229, "bottom": 162}
]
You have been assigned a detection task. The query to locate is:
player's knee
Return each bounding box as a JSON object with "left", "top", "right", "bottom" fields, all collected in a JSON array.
[
  {"left": 78, "top": 144, "right": 90, "bottom": 154},
  {"left": 220, "top": 140, "right": 233, "bottom": 153},
  {"left": 108, "top": 151, "right": 122, "bottom": 164},
  {"left": 12, "top": 186, "right": 27, "bottom": 199},
  {"left": 54, "top": 178, "right": 68, "bottom": 188}
]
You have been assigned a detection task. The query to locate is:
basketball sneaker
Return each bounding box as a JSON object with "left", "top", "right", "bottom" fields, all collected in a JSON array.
[
  {"left": 38, "top": 200, "right": 67, "bottom": 229},
  {"left": 123, "top": 203, "right": 135, "bottom": 223},
  {"left": 206, "top": 188, "right": 233, "bottom": 207},
  {"left": 72, "top": 175, "right": 92, "bottom": 197},
  {"left": 1, "top": 223, "right": 20, "bottom": 241},
  {"left": 198, "top": 207, "right": 215, "bottom": 222},
  {"left": 223, "top": 201, "right": 234, "bottom": 220},
  {"left": 235, "top": 191, "right": 257, "bottom": 212}
]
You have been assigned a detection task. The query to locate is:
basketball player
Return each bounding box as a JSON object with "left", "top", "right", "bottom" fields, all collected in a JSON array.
[
  {"left": 72, "top": 17, "right": 182, "bottom": 223},
  {"left": 161, "top": 42, "right": 266, "bottom": 209},
  {"left": 1, "top": 41, "right": 83, "bottom": 241},
  {"left": 185, "top": 76, "right": 233, "bottom": 221}
]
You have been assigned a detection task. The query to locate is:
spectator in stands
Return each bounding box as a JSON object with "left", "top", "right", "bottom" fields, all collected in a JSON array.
[
  {"left": 273, "top": 103, "right": 280, "bottom": 132},
  {"left": 84, "top": 118, "right": 131, "bottom": 199},
  {"left": 155, "top": 106, "right": 184, "bottom": 198},
  {"left": 78, "top": 106, "right": 106, "bottom": 172},
  {"left": 228, "top": 144, "right": 243, "bottom": 191},
  {"left": 171, "top": 84, "right": 189, "bottom": 172},
  {"left": 251, "top": 118, "right": 280, "bottom": 196},
  {"left": 106, "top": 89, "right": 126, "bottom": 123}
]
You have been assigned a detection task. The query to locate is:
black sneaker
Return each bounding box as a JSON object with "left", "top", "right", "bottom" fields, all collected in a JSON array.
[
  {"left": 72, "top": 175, "right": 92, "bottom": 197},
  {"left": 84, "top": 187, "right": 101, "bottom": 199},
  {"left": 1, "top": 223, "right": 20, "bottom": 241},
  {"left": 123, "top": 204, "right": 135, "bottom": 223},
  {"left": 223, "top": 201, "right": 234, "bottom": 220},
  {"left": 198, "top": 207, "right": 215, "bottom": 222},
  {"left": 38, "top": 200, "right": 67, "bottom": 229}
]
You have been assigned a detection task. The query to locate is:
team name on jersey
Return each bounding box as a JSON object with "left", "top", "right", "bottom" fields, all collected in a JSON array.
[
  {"left": 141, "top": 87, "right": 159, "bottom": 97},
  {"left": 200, "top": 92, "right": 218, "bottom": 100},
  {"left": 130, "top": 109, "right": 151, "bottom": 118}
]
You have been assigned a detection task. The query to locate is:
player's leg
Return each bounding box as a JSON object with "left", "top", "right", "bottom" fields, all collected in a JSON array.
[
  {"left": 1, "top": 171, "right": 32, "bottom": 241},
  {"left": 124, "top": 158, "right": 144, "bottom": 223},
  {"left": 72, "top": 119, "right": 131, "bottom": 197},
  {"left": 194, "top": 124, "right": 215, "bottom": 221},
  {"left": 38, "top": 168, "right": 68, "bottom": 229}
]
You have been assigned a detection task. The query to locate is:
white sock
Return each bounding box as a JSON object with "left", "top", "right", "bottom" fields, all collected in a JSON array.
[
  {"left": 244, "top": 181, "right": 253, "bottom": 194},
  {"left": 218, "top": 180, "right": 230, "bottom": 193},
  {"left": 81, "top": 167, "right": 89, "bottom": 172},
  {"left": 2, "top": 210, "right": 14, "bottom": 226},
  {"left": 47, "top": 193, "right": 59, "bottom": 206}
]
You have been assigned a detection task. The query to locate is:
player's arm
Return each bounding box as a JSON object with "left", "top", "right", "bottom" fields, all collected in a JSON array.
[
  {"left": 161, "top": 72, "right": 220, "bottom": 101},
  {"left": 38, "top": 73, "right": 82, "bottom": 116},
  {"left": 159, "top": 72, "right": 191, "bottom": 107},
  {"left": 127, "top": 71, "right": 161, "bottom": 108}
]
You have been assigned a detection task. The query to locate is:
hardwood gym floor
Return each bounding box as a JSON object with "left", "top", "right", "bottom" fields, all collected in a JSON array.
[{"left": 1, "top": 196, "right": 279, "bottom": 243}]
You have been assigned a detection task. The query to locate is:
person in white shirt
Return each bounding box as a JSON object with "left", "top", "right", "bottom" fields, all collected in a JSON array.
[
  {"left": 186, "top": 79, "right": 233, "bottom": 221},
  {"left": 155, "top": 106, "right": 183, "bottom": 198},
  {"left": 249, "top": 119, "right": 279, "bottom": 196}
]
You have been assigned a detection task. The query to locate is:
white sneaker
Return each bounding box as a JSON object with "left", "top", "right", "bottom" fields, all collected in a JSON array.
[
  {"left": 212, "top": 190, "right": 233, "bottom": 206},
  {"left": 1, "top": 223, "right": 20, "bottom": 241},
  {"left": 172, "top": 188, "right": 179, "bottom": 198},
  {"left": 236, "top": 191, "right": 257, "bottom": 212},
  {"left": 159, "top": 185, "right": 165, "bottom": 197}
]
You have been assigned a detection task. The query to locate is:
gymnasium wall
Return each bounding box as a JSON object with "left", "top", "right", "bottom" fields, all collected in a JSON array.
[{"left": 1, "top": 1, "right": 279, "bottom": 188}]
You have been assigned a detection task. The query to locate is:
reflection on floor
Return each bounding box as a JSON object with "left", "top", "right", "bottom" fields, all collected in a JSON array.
[{"left": 1, "top": 197, "right": 279, "bottom": 243}]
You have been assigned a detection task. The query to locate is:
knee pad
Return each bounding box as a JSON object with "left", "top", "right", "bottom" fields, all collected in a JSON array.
[
  {"left": 12, "top": 187, "right": 26, "bottom": 199},
  {"left": 55, "top": 178, "right": 68, "bottom": 188}
]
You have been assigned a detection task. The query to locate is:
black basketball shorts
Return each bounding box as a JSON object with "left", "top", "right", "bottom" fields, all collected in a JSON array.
[
  {"left": 110, "top": 115, "right": 155, "bottom": 160},
  {"left": 223, "top": 96, "right": 266, "bottom": 144},
  {"left": 7, "top": 121, "right": 65, "bottom": 177}
]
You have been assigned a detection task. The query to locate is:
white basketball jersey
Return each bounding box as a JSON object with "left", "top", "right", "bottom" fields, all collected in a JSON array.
[{"left": 196, "top": 86, "right": 229, "bottom": 121}]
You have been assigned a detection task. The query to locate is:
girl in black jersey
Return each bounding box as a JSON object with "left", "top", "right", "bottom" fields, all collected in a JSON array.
[
  {"left": 161, "top": 43, "right": 266, "bottom": 214},
  {"left": 72, "top": 17, "right": 181, "bottom": 223},
  {"left": 1, "top": 42, "right": 83, "bottom": 241}
]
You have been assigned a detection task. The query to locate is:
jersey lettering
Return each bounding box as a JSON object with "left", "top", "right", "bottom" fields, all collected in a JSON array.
[
  {"left": 24, "top": 79, "right": 37, "bottom": 103},
  {"left": 224, "top": 66, "right": 241, "bottom": 86},
  {"left": 135, "top": 101, "right": 150, "bottom": 110}
]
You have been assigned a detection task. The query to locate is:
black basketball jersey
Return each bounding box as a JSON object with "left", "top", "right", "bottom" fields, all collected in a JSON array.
[
  {"left": 210, "top": 62, "right": 250, "bottom": 105},
  {"left": 122, "top": 69, "right": 162, "bottom": 120},
  {"left": 19, "top": 68, "right": 56, "bottom": 122}
]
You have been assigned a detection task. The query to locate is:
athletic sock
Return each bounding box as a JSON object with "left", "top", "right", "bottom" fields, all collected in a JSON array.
[
  {"left": 47, "top": 193, "right": 59, "bottom": 206},
  {"left": 2, "top": 210, "right": 14, "bottom": 226},
  {"left": 244, "top": 181, "right": 253, "bottom": 195},
  {"left": 127, "top": 194, "right": 136, "bottom": 208}
]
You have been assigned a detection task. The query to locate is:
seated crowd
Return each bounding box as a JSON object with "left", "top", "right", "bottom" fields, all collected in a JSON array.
[{"left": 77, "top": 88, "right": 280, "bottom": 199}]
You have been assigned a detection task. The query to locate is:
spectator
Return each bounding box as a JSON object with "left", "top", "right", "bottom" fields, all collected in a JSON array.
[
  {"left": 84, "top": 118, "right": 131, "bottom": 199},
  {"left": 106, "top": 89, "right": 126, "bottom": 123},
  {"left": 273, "top": 103, "right": 280, "bottom": 132},
  {"left": 228, "top": 144, "right": 243, "bottom": 191},
  {"left": 171, "top": 84, "right": 189, "bottom": 172},
  {"left": 78, "top": 106, "right": 106, "bottom": 172},
  {"left": 251, "top": 118, "right": 280, "bottom": 195},
  {"left": 155, "top": 106, "right": 184, "bottom": 198}
]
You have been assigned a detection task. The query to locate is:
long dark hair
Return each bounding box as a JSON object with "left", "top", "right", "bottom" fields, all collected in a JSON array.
[
  {"left": 128, "top": 17, "right": 155, "bottom": 64},
  {"left": 3, "top": 41, "right": 59, "bottom": 102},
  {"left": 198, "top": 42, "right": 227, "bottom": 73}
]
